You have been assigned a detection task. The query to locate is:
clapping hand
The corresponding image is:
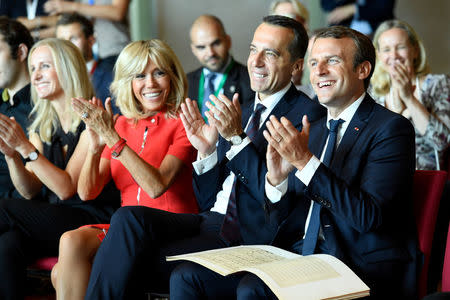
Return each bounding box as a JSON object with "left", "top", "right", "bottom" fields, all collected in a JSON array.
[
  {"left": 72, "top": 97, "right": 118, "bottom": 148},
  {"left": 204, "top": 93, "right": 243, "bottom": 140},
  {"left": 180, "top": 98, "right": 218, "bottom": 157},
  {"left": 0, "top": 113, "right": 32, "bottom": 157},
  {"left": 263, "top": 115, "right": 312, "bottom": 185},
  {"left": 389, "top": 60, "right": 415, "bottom": 104}
]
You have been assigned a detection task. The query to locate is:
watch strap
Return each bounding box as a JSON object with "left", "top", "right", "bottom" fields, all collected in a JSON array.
[
  {"left": 111, "top": 138, "right": 127, "bottom": 158},
  {"left": 24, "top": 149, "right": 40, "bottom": 163}
]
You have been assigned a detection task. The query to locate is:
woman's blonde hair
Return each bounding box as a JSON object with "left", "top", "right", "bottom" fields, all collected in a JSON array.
[
  {"left": 111, "top": 39, "right": 187, "bottom": 120},
  {"left": 371, "top": 19, "right": 430, "bottom": 97},
  {"left": 269, "top": 0, "right": 309, "bottom": 26},
  {"left": 27, "top": 38, "right": 93, "bottom": 143}
]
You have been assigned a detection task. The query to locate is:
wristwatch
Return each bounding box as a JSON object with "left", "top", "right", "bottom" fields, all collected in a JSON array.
[
  {"left": 24, "top": 149, "right": 40, "bottom": 163},
  {"left": 229, "top": 132, "right": 247, "bottom": 146}
]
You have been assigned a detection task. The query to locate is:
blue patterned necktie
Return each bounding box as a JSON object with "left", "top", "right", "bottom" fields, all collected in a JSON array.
[
  {"left": 201, "top": 72, "right": 217, "bottom": 117},
  {"left": 220, "top": 103, "right": 266, "bottom": 245},
  {"left": 302, "top": 118, "right": 344, "bottom": 255}
]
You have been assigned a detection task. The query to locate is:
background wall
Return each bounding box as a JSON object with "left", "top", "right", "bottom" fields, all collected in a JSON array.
[{"left": 130, "top": 0, "right": 449, "bottom": 75}]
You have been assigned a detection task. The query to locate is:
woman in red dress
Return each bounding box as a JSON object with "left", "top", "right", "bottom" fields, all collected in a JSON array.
[{"left": 52, "top": 39, "right": 198, "bottom": 299}]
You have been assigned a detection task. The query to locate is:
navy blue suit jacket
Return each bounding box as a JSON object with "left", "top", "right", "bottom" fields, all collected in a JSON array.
[
  {"left": 193, "top": 85, "right": 326, "bottom": 245},
  {"left": 0, "top": 0, "right": 47, "bottom": 18},
  {"left": 187, "top": 59, "right": 254, "bottom": 107},
  {"left": 271, "top": 95, "right": 419, "bottom": 298}
]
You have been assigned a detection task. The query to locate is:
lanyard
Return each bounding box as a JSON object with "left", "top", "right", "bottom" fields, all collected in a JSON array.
[{"left": 197, "top": 60, "right": 234, "bottom": 109}]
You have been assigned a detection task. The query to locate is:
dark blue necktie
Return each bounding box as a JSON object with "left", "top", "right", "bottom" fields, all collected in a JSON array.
[
  {"left": 201, "top": 72, "right": 217, "bottom": 117},
  {"left": 302, "top": 118, "right": 344, "bottom": 255},
  {"left": 220, "top": 103, "right": 266, "bottom": 245}
]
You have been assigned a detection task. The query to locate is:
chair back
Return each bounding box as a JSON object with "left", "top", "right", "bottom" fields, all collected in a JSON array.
[{"left": 414, "top": 170, "right": 447, "bottom": 298}]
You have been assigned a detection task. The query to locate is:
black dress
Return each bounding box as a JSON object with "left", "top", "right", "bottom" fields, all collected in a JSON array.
[{"left": 0, "top": 122, "right": 120, "bottom": 300}]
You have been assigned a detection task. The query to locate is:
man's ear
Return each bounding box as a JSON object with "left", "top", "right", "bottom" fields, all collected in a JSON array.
[
  {"left": 17, "top": 43, "right": 28, "bottom": 62},
  {"left": 226, "top": 34, "right": 232, "bottom": 49},
  {"left": 292, "top": 58, "right": 304, "bottom": 75},
  {"left": 357, "top": 61, "right": 371, "bottom": 81}
]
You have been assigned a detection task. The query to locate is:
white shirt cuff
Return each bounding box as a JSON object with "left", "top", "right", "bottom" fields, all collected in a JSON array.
[
  {"left": 295, "top": 155, "right": 321, "bottom": 186},
  {"left": 225, "top": 137, "right": 251, "bottom": 161},
  {"left": 193, "top": 150, "right": 218, "bottom": 175},
  {"left": 265, "top": 173, "right": 288, "bottom": 203}
]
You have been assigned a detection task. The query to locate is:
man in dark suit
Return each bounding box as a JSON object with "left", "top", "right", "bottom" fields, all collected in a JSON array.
[
  {"left": 56, "top": 13, "right": 119, "bottom": 114},
  {"left": 0, "top": 17, "right": 34, "bottom": 199},
  {"left": 229, "top": 26, "right": 418, "bottom": 299},
  {"left": 84, "top": 15, "right": 325, "bottom": 299},
  {"left": 187, "top": 14, "right": 254, "bottom": 119}
]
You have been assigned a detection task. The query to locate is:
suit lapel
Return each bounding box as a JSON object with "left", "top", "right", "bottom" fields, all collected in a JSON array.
[{"left": 331, "top": 95, "right": 375, "bottom": 171}]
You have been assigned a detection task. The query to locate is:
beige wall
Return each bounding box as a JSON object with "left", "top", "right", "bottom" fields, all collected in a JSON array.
[{"left": 130, "top": 0, "right": 449, "bottom": 75}]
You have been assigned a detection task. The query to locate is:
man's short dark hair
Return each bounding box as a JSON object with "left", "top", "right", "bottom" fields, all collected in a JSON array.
[
  {"left": 57, "top": 13, "right": 94, "bottom": 38},
  {"left": 0, "top": 17, "right": 34, "bottom": 59},
  {"left": 262, "top": 15, "right": 308, "bottom": 62},
  {"left": 314, "top": 26, "right": 376, "bottom": 89}
]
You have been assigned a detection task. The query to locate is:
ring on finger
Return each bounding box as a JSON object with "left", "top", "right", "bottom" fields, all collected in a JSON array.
[
  {"left": 276, "top": 136, "right": 283, "bottom": 143},
  {"left": 81, "top": 111, "right": 89, "bottom": 119}
]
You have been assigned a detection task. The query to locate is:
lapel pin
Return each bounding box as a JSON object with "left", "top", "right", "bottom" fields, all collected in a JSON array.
[
  {"left": 229, "top": 85, "right": 236, "bottom": 93},
  {"left": 354, "top": 127, "right": 359, "bottom": 131}
]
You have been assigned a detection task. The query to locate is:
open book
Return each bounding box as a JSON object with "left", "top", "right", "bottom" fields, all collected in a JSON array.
[{"left": 167, "top": 245, "right": 370, "bottom": 300}]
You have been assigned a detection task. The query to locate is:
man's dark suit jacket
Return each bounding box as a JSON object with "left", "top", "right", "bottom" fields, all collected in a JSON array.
[
  {"left": 0, "top": 0, "right": 46, "bottom": 18},
  {"left": 193, "top": 85, "right": 326, "bottom": 245},
  {"left": 0, "top": 84, "right": 32, "bottom": 199},
  {"left": 271, "top": 95, "right": 420, "bottom": 298},
  {"left": 187, "top": 59, "right": 254, "bottom": 107}
]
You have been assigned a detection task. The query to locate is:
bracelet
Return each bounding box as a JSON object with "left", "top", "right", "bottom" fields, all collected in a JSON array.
[{"left": 111, "top": 138, "right": 127, "bottom": 158}]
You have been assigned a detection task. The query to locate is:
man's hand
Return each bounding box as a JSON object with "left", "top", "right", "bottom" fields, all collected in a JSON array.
[
  {"left": 263, "top": 115, "right": 313, "bottom": 172},
  {"left": 265, "top": 143, "right": 294, "bottom": 186},
  {"left": 204, "top": 93, "right": 243, "bottom": 140},
  {"left": 180, "top": 98, "right": 218, "bottom": 157}
]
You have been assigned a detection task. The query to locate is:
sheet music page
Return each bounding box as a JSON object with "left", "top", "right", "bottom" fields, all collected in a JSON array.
[
  {"left": 255, "top": 256, "right": 340, "bottom": 287},
  {"left": 166, "top": 245, "right": 299, "bottom": 276}
]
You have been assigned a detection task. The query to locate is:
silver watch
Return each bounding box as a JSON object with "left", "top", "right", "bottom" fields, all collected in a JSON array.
[{"left": 229, "top": 133, "right": 247, "bottom": 146}]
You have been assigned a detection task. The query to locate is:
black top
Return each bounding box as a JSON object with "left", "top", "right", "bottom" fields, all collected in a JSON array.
[
  {"left": 41, "top": 121, "right": 120, "bottom": 218},
  {"left": 0, "top": 84, "right": 33, "bottom": 199}
]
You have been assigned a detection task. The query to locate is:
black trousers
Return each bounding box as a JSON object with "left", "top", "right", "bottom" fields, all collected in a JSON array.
[
  {"left": 85, "top": 206, "right": 227, "bottom": 299},
  {"left": 0, "top": 198, "right": 113, "bottom": 300}
]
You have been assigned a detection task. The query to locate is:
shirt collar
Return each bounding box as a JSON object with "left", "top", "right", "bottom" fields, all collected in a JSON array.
[
  {"left": 326, "top": 92, "right": 365, "bottom": 128},
  {"left": 253, "top": 82, "right": 292, "bottom": 112}
]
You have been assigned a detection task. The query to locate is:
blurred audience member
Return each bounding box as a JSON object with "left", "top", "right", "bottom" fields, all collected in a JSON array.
[
  {"left": 371, "top": 19, "right": 449, "bottom": 171},
  {"left": 0, "top": 17, "right": 34, "bottom": 199},
  {"left": 321, "top": 0, "right": 395, "bottom": 36},
  {"left": 55, "top": 13, "right": 118, "bottom": 114},
  {"left": 0, "top": 0, "right": 58, "bottom": 40},
  {"left": 269, "top": 0, "right": 309, "bottom": 30},
  {"left": 188, "top": 15, "right": 254, "bottom": 119},
  {"left": 45, "top": 0, "right": 130, "bottom": 65}
]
